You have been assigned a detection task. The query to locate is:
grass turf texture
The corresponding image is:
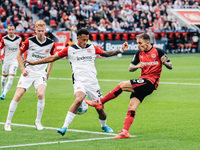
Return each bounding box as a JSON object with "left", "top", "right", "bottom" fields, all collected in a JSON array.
[{"left": 0, "top": 53, "right": 200, "bottom": 150}]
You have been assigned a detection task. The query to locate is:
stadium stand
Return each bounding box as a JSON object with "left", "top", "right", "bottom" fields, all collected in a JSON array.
[{"left": 0, "top": 0, "right": 199, "bottom": 53}]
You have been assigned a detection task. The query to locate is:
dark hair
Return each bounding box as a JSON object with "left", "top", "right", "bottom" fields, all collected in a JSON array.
[
  {"left": 77, "top": 29, "right": 89, "bottom": 36},
  {"left": 136, "top": 33, "right": 150, "bottom": 41}
]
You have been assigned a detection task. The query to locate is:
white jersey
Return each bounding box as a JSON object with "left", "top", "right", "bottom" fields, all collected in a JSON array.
[
  {"left": 58, "top": 44, "right": 103, "bottom": 83},
  {"left": 0, "top": 35, "right": 22, "bottom": 64},
  {"left": 20, "top": 36, "right": 55, "bottom": 75}
]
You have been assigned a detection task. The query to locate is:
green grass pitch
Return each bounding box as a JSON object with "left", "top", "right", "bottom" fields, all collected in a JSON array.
[{"left": 0, "top": 53, "right": 200, "bottom": 150}]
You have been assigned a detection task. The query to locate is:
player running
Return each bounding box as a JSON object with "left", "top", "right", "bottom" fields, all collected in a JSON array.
[
  {"left": 4, "top": 20, "right": 55, "bottom": 131},
  {"left": 86, "top": 33, "right": 173, "bottom": 139},
  {"left": 24, "top": 29, "right": 128, "bottom": 136},
  {"left": 0, "top": 24, "right": 22, "bottom": 100}
]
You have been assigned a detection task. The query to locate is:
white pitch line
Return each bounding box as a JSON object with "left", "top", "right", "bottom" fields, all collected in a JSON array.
[
  {"left": 1, "top": 76, "right": 199, "bottom": 86},
  {"left": 0, "top": 122, "right": 136, "bottom": 149},
  {"left": 0, "top": 122, "right": 136, "bottom": 137},
  {"left": 0, "top": 137, "right": 114, "bottom": 149}
]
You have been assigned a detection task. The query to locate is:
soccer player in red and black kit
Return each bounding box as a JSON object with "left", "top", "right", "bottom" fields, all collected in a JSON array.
[{"left": 86, "top": 33, "right": 173, "bottom": 139}]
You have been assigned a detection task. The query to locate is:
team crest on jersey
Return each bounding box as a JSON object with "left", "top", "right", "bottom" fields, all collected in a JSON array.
[
  {"left": 140, "top": 55, "right": 143, "bottom": 58},
  {"left": 16, "top": 42, "right": 19, "bottom": 45},
  {"left": 18, "top": 81, "right": 22, "bottom": 85},
  {"left": 151, "top": 54, "right": 156, "bottom": 58},
  {"left": 77, "top": 87, "right": 81, "bottom": 90},
  {"left": 45, "top": 49, "right": 49, "bottom": 54},
  {"left": 87, "top": 49, "right": 92, "bottom": 54}
]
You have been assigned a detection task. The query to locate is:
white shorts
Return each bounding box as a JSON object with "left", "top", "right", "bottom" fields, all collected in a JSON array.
[
  {"left": 73, "top": 81, "right": 103, "bottom": 100},
  {"left": 17, "top": 74, "right": 47, "bottom": 91},
  {"left": 2, "top": 62, "right": 18, "bottom": 75}
]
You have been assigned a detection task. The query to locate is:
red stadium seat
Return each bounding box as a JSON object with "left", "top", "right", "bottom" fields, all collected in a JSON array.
[{"left": 50, "top": 20, "right": 57, "bottom": 27}]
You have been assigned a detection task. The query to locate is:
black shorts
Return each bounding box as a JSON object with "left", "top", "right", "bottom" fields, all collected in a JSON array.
[{"left": 130, "top": 79, "right": 155, "bottom": 102}]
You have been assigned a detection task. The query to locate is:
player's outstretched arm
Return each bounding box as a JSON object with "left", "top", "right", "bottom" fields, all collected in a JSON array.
[
  {"left": 160, "top": 55, "right": 173, "bottom": 70},
  {"left": 24, "top": 54, "right": 61, "bottom": 66},
  {"left": 101, "top": 42, "right": 128, "bottom": 57}
]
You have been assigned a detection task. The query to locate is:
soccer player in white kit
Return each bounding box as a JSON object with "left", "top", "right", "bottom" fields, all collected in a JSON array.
[
  {"left": 4, "top": 21, "right": 55, "bottom": 131},
  {"left": 24, "top": 29, "right": 128, "bottom": 136},
  {"left": 0, "top": 24, "right": 22, "bottom": 100}
]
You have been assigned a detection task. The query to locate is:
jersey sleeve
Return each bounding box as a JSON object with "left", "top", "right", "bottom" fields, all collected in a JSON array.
[
  {"left": 19, "top": 37, "right": 23, "bottom": 47},
  {"left": 131, "top": 51, "right": 140, "bottom": 65},
  {"left": 94, "top": 45, "right": 103, "bottom": 55},
  {"left": 57, "top": 46, "right": 69, "bottom": 57},
  {"left": 50, "top": 42, "right": 55, "bottom": 55},
  {"left": 0, "top": 38, "right": 4, "bottom": 49},
  {"left": 156, "top": 48, "right": 170, "bottom": 62},
  {"left": 20, "top": 39, "right": 29, "bottom": 53}
]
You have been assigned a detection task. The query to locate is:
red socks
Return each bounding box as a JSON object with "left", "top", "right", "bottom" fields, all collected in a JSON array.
[
  {"left": 122, "top": 110, "right": 136, "bottom": 132},
  {"left": 100, "top": 85, "right": 122, "bottom": 104}
]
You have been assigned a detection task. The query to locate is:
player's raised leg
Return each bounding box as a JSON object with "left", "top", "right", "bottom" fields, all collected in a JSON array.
[
  {"left": 86, "top": 81, "right": 134, "bottom": 109},
  {"left": 4, "top": 87, "right": 25, "bottom": 131}
]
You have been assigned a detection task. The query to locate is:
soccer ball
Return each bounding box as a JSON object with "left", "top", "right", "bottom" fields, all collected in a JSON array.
[{"left": 77, "top": 100, "right": 88, "bottom": 115}]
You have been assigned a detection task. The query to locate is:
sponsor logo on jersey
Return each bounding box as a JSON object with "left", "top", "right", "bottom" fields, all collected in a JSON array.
[
  {"left": 151, "top": 54, "right": 156, "bottom": 58},
  {"left": 87, "top": 49, "right": 92, "bottom": 54},
  {"left": 77, "top": 87, "right": 81, "bottom": 89},
  {"left": 141, "top": 61, "right": 158, "bottom": 66},
  {"left": 9, "top": 48, "right": 18, "bottom": 51},
  {"left": 45, "top": 49, "right": 49, "bottom": 54},
  {"left": 76, "top": 56, "right": 92, "bottom": 61},
  {"left": 32, "top": 53, "right": 46, "bottom": 59}
]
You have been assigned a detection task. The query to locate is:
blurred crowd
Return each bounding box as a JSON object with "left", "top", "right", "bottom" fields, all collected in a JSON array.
[{"left": 0, "top": 0, "right": 199, "bottom": 32}]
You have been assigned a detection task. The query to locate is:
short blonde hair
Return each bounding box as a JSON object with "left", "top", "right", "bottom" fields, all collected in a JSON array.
[{"left": 35, "top": 20, "right": 46, "bottom": 28}]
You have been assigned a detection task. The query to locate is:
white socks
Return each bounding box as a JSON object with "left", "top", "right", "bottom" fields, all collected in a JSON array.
[
  {"left": 63, "top": 111, "right": 76, "bottom": 128},
  {"left": 99, "top": 119, "right": 107, "bottom": 127},
  {"left": 6, "top": 100, "right": 18, "bottom": 123},
  {"left": 36, "top": 99, "right": 45, "bottom": 122},
  {"left": 1, "top": 76, "right": 7, "bottom": 92},
  {"left": 3, "top": 76, "right": 14, "bottom": 96}
]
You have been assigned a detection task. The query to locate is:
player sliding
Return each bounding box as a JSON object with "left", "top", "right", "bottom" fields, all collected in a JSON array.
[
  {"left": 24, "top": 29, "right": 128, "bottom": 136},
  {"left": 86, "top": 33, "right": 173, "bottom": 139}
]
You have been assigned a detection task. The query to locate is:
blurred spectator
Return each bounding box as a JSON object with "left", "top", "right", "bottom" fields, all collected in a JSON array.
[
  {"left": 0, "top": 5, "right": 6, "bottom": 16},
  {"left": 97, "top": 23, "right": 106, "bottom": 31},
  {"left": 163, "top": 22, "right": 171, "bottom": 30},
  {"left": 12, "top": 0, "right": 20, "bottom": 11},
  {"left": 19, "top": 7, "right": 26, "bottom": 18},
  {"left": 147, "top": 27, "right": 156, "bottom": 45},
  {"left": 0, "top": 22, "right": 5, "bottom": 31},
  {"left": 68, "top": 12, "right": 77, "bottom": 25},
  {"left": 11, "top": 11, "right": 20, "bottom": 27},
  {"left": 16, "top": 23, "right": 24, "bottom": 31},
  {"left": 49, "top": 6, "right": 57, "bottom": 20},
  {"left": 182, "top": 23, "right": 188, "bottom": 30},
  {"left": 26, "top": 12, "right": 33, "bottom": 22},
  {"left": 71, "top": 24, "right": 77, "bottom": 31},
  {"left": 183, "top": 34, "right": 192, "bottom": 52},
  {"left": 175, "top": 34, "right": 184, "bottom": 53},
  {"left": 58, "top": 18, "right": 66, "bottom": 31},
  {"left": 5, "top": 6, "right": 13, "bottom": 17},
  {"left": 43, "top": 6, "right": 50, "bottom": 25},
  {"left": 19, "top": 16, "right": 28, "bottom": 28},
  {"left": 1, "top": 12, "right": 7, "bottom": 23},
  {"left": 112, "top": 18, "right": 121, "bottom": 31},
  {"left": 161, "top": 34, "right": 172, "bottom": 53},
  {"left": 132, "top": 23, "right": 140, "bottom": 31},
  {"left": 4, "top": 17, "right": 13, "bottom": 29}
]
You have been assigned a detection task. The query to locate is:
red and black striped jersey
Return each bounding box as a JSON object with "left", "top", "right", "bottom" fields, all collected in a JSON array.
[{"left": 131, "top": 47, "right": 171, "bottom": 89}]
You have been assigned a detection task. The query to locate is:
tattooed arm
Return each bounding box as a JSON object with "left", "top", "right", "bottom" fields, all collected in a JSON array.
[{"left": 100, "top": 42, "right": 128, "bottom": 57}]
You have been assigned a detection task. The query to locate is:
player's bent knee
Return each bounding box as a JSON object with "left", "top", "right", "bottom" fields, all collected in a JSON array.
[
  {"left": 118, "top": 81, "right": 128, "bottom": 88},
  {"left": 37, "top": 93, "right": 45, "bottom": 99}
]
